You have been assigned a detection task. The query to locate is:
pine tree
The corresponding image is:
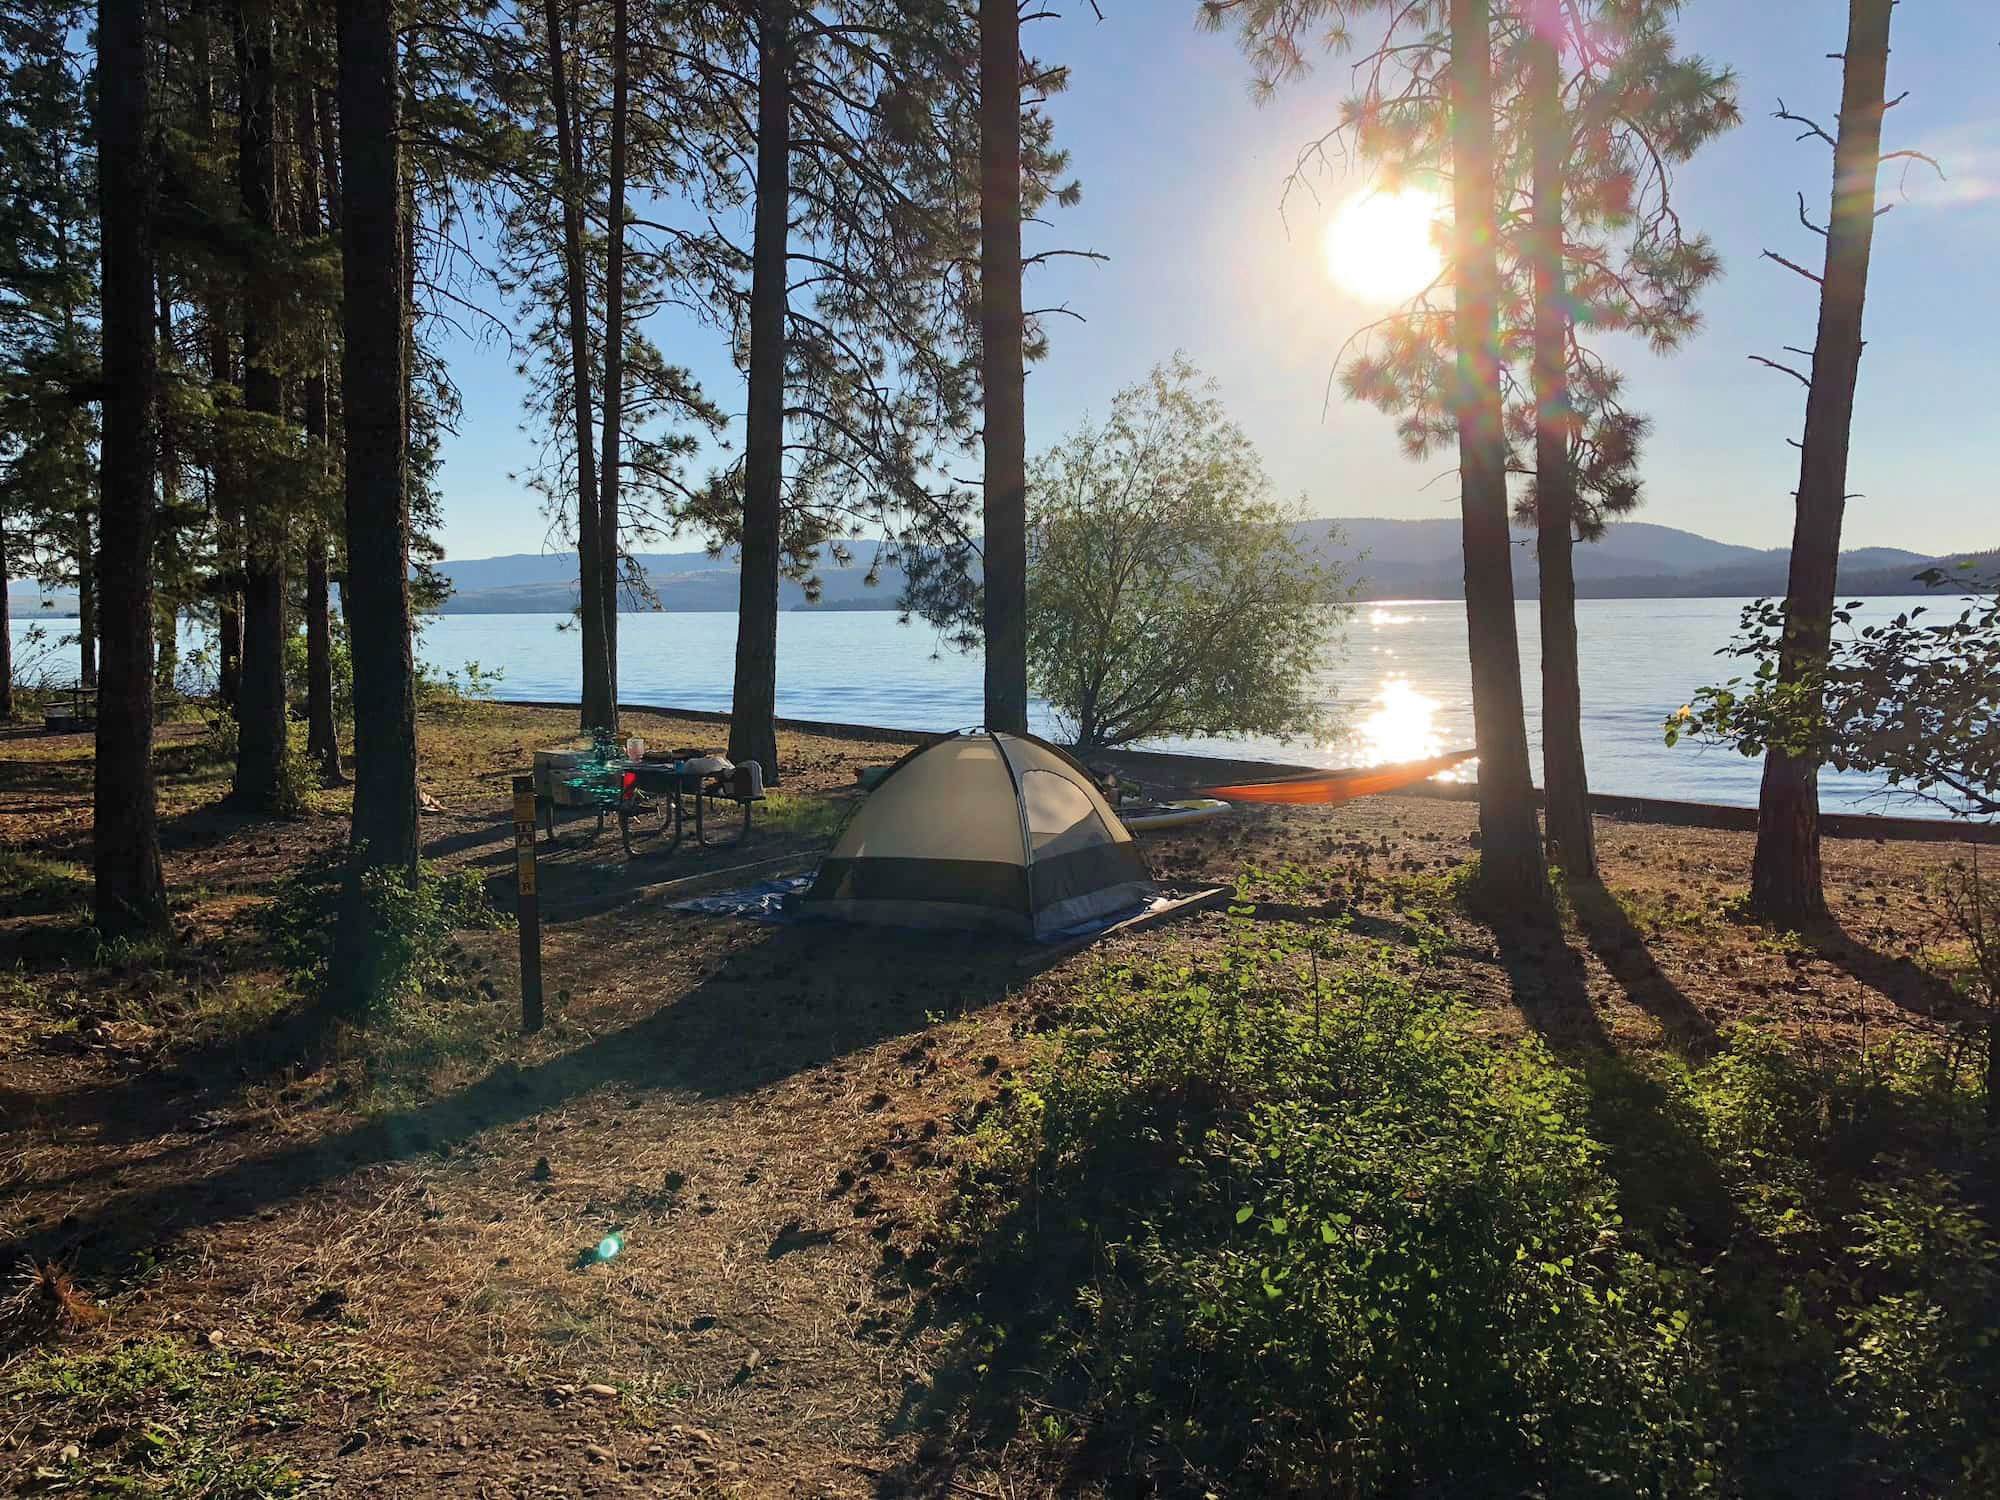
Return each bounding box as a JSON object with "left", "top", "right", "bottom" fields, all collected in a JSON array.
[
  {"left": 337, "top": 0, "right": 419, "bottom": 879},
  {"left": 93, "top": 0, "right": 169, "bottom": 933},
  {"left": 0, "top": 5, "right": 99, "bottom": 702},
  {"left": 1749, "top": 0, "right": 1899, "bottom": 924},
  {"left": 228, "top": 0, "right": 289, "bottom": 809},
  {"left": 1204, "top": 0, "right": 1730, "bottom": 893},
  {"left": 535, "top": 0, "right": 610, "bottom": 732},
  {"left": 978, "top": 0, "right": 1026, "bottom": 734},
  {"left": 1514, "top": 0, "right": 1735, "bottom": 877},
  {"left": 291, "top": 71, "right": 343, "bottom": 782}
]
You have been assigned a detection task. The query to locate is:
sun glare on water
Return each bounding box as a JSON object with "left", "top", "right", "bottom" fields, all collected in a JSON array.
[
  {"left": 1323, "top": 189, "right": 1446, "bottom": 304},
  {"left": 1356, "top": 677, "right": 1444, "bottom": 765}
]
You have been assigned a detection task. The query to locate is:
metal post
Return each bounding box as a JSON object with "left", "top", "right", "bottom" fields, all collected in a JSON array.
[{"left": 513, "top": 775, "right": 544, "bottom": 1033}]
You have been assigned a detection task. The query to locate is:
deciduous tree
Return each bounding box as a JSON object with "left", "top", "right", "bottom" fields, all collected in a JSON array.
[{"left": 1027, "top": 359, "right": 1350, "bottom": 751}]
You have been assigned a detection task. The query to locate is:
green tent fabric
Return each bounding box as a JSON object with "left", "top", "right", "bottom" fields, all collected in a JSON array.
[{"left": 803, "top": 730, "right": 1153, "bottom": 938}]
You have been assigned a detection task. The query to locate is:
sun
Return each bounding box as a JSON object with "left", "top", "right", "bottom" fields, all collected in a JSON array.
[{"left": 1322, "top": 188, "right": 1447, "bottom": 304}]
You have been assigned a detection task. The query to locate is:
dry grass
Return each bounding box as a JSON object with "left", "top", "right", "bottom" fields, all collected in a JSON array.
[{"left": 0, "top": 701, "right": 1988, "bottom": 1495}]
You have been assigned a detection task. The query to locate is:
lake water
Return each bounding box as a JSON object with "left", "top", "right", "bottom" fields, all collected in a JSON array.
[{"left": 8, "top": 597, "right": 1946, "bottom": 813}]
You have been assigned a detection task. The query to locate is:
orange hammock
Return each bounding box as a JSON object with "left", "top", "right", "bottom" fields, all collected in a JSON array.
[{"left": 1201, "top": 748, "right": 1477, "bottom": 806}]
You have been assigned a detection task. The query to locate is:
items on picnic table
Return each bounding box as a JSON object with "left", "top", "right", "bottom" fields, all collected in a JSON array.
[{"left": 528, "top": 732, "right": 766, "bottom": 856}]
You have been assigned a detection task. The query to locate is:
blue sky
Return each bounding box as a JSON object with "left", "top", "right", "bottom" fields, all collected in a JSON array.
[{"left": 429, "top": 1, "right": 2000, "bottom": 562}]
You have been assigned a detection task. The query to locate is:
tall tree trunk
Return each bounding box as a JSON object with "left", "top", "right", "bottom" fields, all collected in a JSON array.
[
  {"left": 1450, "top": 0, "right": 1546, "bottom": 897},
  {"left": 978, "top": 0, "right": 1027, "bottom": 735},
  {"left": 540, "top": 0, "right": 609, "bottom": 732},
  {"left": 1527, "top": 26, "right": 1595, "bottom": 879},
  {"left": 194, "top": 10, "right": 242, "bottom": 711},
  {"left": 727, "top": 0, "right": 789, "bottom": 784},
  {"left": 1752, "top": 0, "right": 1893, "bottom": 926},
  {"left": 93, "top": 0, "right": 169, "bottom": 935},
  {"left": 231, "top": 0, "right": 287, "bottom": 808},
  {"left": 74, "top": 508, "right": 97, "bottom": 688},
  {"left": 296, "top": 83, "right": 342, "bottom": 781},
  {"left": 208, "top": 306, "right": 242, "bottom": 707},
  {"left": 596, "top": 0, "right": 628, "bottom": 734},
  {"left": 337, "top": 0, "right": 419, "bottom": 877},
  {"left": 155, "top": 268, "right": 180, "bottom": 697}
]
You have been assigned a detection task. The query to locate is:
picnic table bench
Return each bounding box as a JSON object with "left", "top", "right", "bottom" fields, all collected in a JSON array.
[{"left": 44, "top": 681, "right": 96, "bottom": 733}]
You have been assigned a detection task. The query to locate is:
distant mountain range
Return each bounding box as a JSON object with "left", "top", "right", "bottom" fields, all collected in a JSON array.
[
  {"left": 420, "top": 519, "right": 1987, "bottom": 613},
  {"left": 8, "top": 519, "right": 1990, "bottom": 618}
]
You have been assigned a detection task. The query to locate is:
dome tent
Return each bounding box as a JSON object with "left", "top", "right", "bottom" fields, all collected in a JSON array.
[{"left": 801, "top": 730, "right": 1154, "bottom": 938}]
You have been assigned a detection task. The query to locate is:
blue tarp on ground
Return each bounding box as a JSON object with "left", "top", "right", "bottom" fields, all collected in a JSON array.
[
  {"left": 669, "top": 873, "right": 1166, "bottom": 943},
  {"left": 670, "top": 873, "right": 813, "bottom": 921}
]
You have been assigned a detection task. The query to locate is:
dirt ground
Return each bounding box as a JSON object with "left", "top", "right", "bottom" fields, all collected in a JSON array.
[{"left": 0, "top": 703, "right": 1987, "bottom": 1496}]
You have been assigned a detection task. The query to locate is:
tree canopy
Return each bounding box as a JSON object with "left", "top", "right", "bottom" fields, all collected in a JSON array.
[{"left": 1026, "top": 358, "right": 1350, "bottom": 752}]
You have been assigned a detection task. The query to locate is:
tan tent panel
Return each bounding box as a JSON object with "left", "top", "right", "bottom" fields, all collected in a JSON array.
[{"left": 802, "top": 730, "right": 1154, "bottom": 938}]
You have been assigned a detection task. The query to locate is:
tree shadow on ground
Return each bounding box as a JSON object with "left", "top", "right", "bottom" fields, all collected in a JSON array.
[
  {"left": 0, "top": 918, "right": 1024, "bottom": 1283},
  {"left": 1803, "top": 917, "right": 1984, "bottom": 1027},
  {"left": 1568, "top": 878, "right": 1721, "bottom": 1055},
  {"left": 1474, "top": 897, "right": 1745, "bottom": 1270}
]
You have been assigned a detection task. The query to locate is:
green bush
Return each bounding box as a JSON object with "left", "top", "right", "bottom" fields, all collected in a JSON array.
[
  {"left": 281, "top": 616, "right": 353, "bottom": 724},
  {"left": 938, "top": 917, "right": 2000, "bottom": 1497},
  {"left": 260, "top": 853, "right": 499, "bottom": 1014},
  {"left": 946, "top": 935, "right": 1725, "bottom": 1495}
]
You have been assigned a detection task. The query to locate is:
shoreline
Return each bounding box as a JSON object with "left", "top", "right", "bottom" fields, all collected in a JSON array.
[{"left": 491, "top": 697, "right": 1998, "bottom": 846}]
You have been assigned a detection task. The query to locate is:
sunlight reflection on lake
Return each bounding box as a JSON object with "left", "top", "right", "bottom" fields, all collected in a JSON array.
[{"left": 1337, "top": 675, "right": 1478, "bottom": 781}]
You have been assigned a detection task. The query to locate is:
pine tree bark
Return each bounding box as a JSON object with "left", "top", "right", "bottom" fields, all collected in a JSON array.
[
  {"left": 978, "top": 0, "right": 1027, "bottom": 735},
  {"left": 191, "top": 10, "right": 242, "bottom": 712},
  {"left": 540, "top": 0, "right": 610, "bottom": 733},
  {"left": 1450, "top": 0, "right": 1545, "bottom": 897},
  {"left": 231, "top": 0, "right": 287, "bottom": 808},
  {"left": 155, "top": 269, "right": 180, "bottom": 697},
  {"left": 93, "top": 0, "right": 169, "bottom": 934},
  {"left": 296, "top": 83, "right": 342, "bottom": 781},
  {"left": 1527, "top": 27, "right": 1595, "bottom": 879},
  {"left": 727, "top": 0, "right": 789, "bottom": 785},
  {"left": 596, "top": 0, "right": 629, "bottom": 734},
  {"left": 1752, "top": 0, "right": 1893, "bottom": 926},
  {"left": 337, "top": 0, "right": 419, "bottom": 876}
]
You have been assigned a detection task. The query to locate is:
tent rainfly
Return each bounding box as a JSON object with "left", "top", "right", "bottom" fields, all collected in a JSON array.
[{"left": 801, "top": 730, "right": 1154, "bottom": 937}]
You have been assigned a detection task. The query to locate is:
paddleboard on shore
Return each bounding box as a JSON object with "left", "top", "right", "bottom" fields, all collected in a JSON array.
[{"left": 1119, "top": 798, "right": 1230, "bottom": 832}]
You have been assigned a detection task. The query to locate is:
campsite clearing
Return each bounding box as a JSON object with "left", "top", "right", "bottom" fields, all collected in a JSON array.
[{"left": 1, "top": 701, "right": 1990, "bottom": 1496}]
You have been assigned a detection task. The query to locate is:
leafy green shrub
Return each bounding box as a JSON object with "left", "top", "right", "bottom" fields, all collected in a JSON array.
[
  {"left": 260, "top": 853, "right": 499, "bottom": 1014},
  {"left": 945, "top": 935, "right": 1725, "bottom": 1495},
  {"left": 416, "top": 656, "right": 506, "bottom": 717},
  {"left": 197, "top": 712, "right": 238, "bottom": 767},
  {"left": 1837, "top": 1168, "right": 2000, "bottom": 1491},
  {"left": 281, "top": 615, "right": 354, "bottom": 724}
]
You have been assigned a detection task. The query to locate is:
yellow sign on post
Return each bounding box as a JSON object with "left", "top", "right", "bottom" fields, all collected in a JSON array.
[{"left": 512, "top": 776, "right": 544, "bottom": 1032}]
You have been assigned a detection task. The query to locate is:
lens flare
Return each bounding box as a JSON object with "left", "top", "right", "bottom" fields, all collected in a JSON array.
[{"left": 1323, "top": 189, "right": 1447, "bottom": 304}]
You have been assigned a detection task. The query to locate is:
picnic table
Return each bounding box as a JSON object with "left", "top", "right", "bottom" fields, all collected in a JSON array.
[{"left": 531, "top": 743, "right": 764, "bottom": 858}]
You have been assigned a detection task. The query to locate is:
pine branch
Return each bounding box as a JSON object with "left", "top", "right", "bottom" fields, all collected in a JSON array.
[
  {"left": 1774, "top": 97, "right": 1835, "bottom": 148},
  {"left": 1761, "top": 249, "right": 1824, "bottom": 285},
  {"left": 1748, "top": 354, "right": 1812, "bottom": 389}
]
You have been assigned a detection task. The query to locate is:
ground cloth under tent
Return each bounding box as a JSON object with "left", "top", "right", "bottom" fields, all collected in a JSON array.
[{"left": 670, "top": 873, "right": 1180, "bottom": 944}]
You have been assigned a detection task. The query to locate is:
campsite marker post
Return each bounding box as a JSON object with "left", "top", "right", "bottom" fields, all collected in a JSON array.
[{"left": 512, "top": 776, "right": 544, "bottom": 1033}]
